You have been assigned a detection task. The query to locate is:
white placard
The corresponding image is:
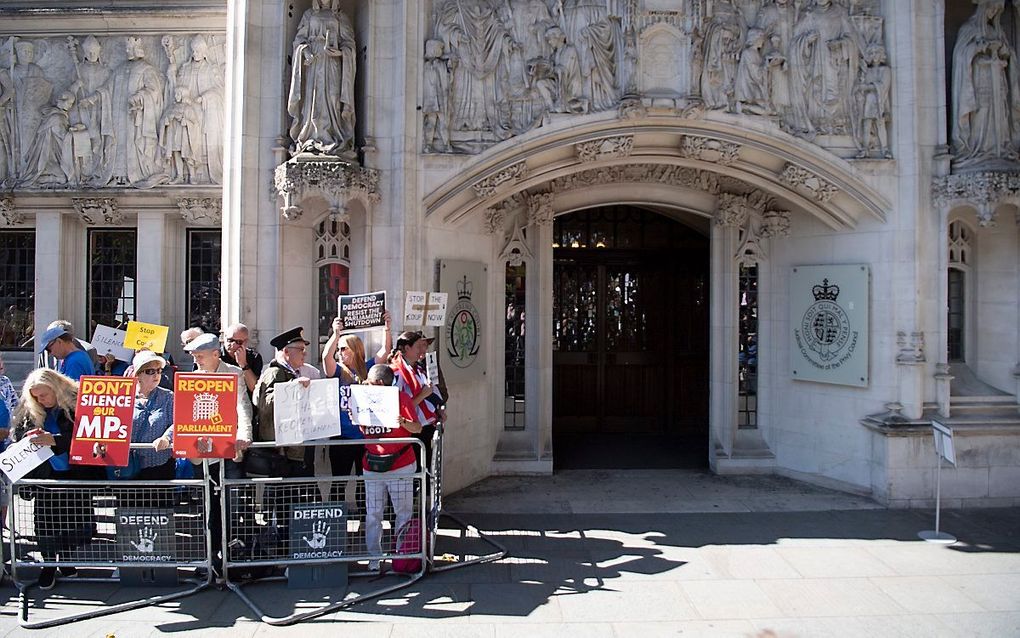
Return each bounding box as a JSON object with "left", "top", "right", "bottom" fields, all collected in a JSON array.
[
  {"left": 90, "top": 325, "right": 135, "bottom": 362},
  {"left": 404, "top": 291, "right": 448, "bottom": 328},
  {"left": 0, "top": 435, "right": 56, "bottom": 483},
  {"left": 348, "top": 385, "right": 400, "bottom": 430},
  {"left": 273, "top": 378, "right": 342, "bottom": 445},
  {"left": 931, "top": 419, "right": 956, "bottom": 467},
  {"left": 425, "top": 351, "right": 439, "bottom": 386}
]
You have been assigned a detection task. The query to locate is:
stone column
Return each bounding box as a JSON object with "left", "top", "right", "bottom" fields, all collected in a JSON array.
[
  {"left": 709, "top": 221, "right": 738, "bottom": 465},
  {"left": 135, "top": 212, "right": 168, "bottom": 325},
  {"left": 34, "top": 211, "right": 65, "bottom": 342}
]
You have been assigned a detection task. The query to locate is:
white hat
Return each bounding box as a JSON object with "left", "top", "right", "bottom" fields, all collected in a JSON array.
[{"left": 132, "top": 350, "right": 167, "bottom": 373}]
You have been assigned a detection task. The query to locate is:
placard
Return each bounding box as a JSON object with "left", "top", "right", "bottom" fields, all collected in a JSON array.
[
  {"left": 404, "top": 291, "right": 448, "bottom": 328},
  {"left": 290, "top": 501, "right": 347, "bottom": 560},
  {"left": 124, "top": 321, "right": 170, "bottom": 354},
  {"left": 0, "top": 436, "right": 55, "bottom": 483},
  {"left": 439, "top": 260, "right": 486, "bottom": 384},
  {"left": 338, "top": 291, "right": 387, "bottom": 332},
  {"left": 348, "top": 385, "right": 400, "bottom": 430},
  {"left": 70, "top": 376, "right": 136, "bottom": 467},
  {"left": 90, "top": 325, "right": 135, "bottom": 363},
  {"left": 790, "top": 264, "right": 869, "bottom": 387},
  {"left": 932, "top": 419, "right": 956, "bottom": 467},
  {"left": 115, "top": 508, "right": 176, "bottom": 563},
  {"left": 273, "top": 378, "right": 342, "bottom": 445},
  {"left": 425, "top": 351, "right": 439, "bottom": 385},
  {"left": 172, "top": 372, "right": 239, "bottom": 459}
]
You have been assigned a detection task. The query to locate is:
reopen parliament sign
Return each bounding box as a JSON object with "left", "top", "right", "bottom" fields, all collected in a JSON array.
[{"left": 173, "top": 372, "right": 239, "bottom": 459}]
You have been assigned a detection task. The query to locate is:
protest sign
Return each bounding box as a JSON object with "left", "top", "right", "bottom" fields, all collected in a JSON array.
[
  {"left": 70, "top": 376, "right": 136, "bottom": 467},
  {"left": 404, "top": 291, "right": 448, "bottom": 328},
  {"left": 124, "top": 321, "right": 170, "bottom": 354},
  {"left": 348, "top": 385, "right": 399, "bottom": 430},
  {"left": 425, "top": 351, "right": 440, "bottom": 386},
  {"left": 273, "top": 378, "right": 341, "bottom": 445},
  {"left": 290, "top": 501, "right": 347, "bottom": 560},
  {"left": 90, "top": 325, "right": 135, "bottom": 362},
  {"left": 338, "top": 291, "right": 386, "bottom": 332},
  {"left": 115, "top": 508, "right": 175, "bottom": 563},
  {"left": 0, "top": 436, "right": 55, "bottom": 483},
  {"left": 173, "top": 372, "right": 239, "bottom": 459}
]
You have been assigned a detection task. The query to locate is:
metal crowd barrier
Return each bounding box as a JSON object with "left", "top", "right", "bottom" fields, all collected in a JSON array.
[
  {"left": 7, "top": 448, "right": 214, "bottom": 629},
  {"left": 220, "top": 438, "right": 429, "bottom": 625}
]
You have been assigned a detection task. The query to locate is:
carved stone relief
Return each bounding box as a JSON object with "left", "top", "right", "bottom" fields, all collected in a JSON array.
[
  {"left": 0, "top": 196, "right": 23, "bottom": 226},
  {"left": 896, "top": 330, "right": 926, "bottom": 364},
  {"left": 933, "top": 169, "right": 1020, "bottom": 227},
  {"left": 73, "top": 196, "right": 122, "bottom": 225},
  {"left": 780, "top": 163, "right": 839, "bottom": 202},
  {"left": 287, "top": 0, "right": 357, "bottom": 158},
  {"left": 177, "top": 196, "right": 222, "bottom": 225},
  {"left": 273, "top": 158, "right": 380, "bottom": 222},
  {"left": 575, "top": 135, "right": 634, "bottom": 162},
  {"left": 950, "top": 0, "right": 1020, "bottom": 171},
  {"left": 0, "top": 33, "right": 227, "bottom": 190},
  {"left": 679, "top": 134, "right": 741, "bottom": 165},
  {"left": 472, "top": 161, "right": 529, "bottom": 197},
  {"left": 423, "top": 0, "right": 892, "bottom": 160},
  {"left": 527, "top": 191, "right": 555, "bottom": 226},
  {"left": 714, "top": 187, "right": 790, "bottom": 262}
]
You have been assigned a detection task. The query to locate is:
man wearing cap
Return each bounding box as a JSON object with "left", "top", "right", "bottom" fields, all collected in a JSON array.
[
  {"left": 183, "top": 332, "right": 253, "bottom": 470},
  {"left": 252, "top": 327, "right": 321, "bottom": 477},
  {"left": 36, "top": 324, "right": 95, "bottom": 381}
]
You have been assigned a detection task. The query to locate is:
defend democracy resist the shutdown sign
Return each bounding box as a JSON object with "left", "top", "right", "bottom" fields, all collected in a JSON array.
[
  {"left": 173, "top": 372, "right": 239, "bottom": 459},
  {"left": 70, "top": 376, "right": 137, "bottom": 467},
  {"left": 338, "top": 291, "right": 386, "bottom": 332}
]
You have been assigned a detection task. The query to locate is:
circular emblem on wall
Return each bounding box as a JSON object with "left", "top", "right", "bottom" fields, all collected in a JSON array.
[
  {"left": 799, "top": 279, "right": 853, "bottom": 363},
  {"left": 446, "top": 275, "right": 481, "bottom": 368}
]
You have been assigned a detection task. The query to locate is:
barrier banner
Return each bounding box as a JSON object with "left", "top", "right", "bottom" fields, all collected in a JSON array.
[
  {"left": 124, "top": 321, "right": 170, "bottom": 354},
  {"left": 338, "top": 291, "right": 387, "bottom": 332},
  {"left": 70, "top": 376, "right": 136, "bottom": 467},
  {"left": 173, "top": 372, "right": 239, "bottom": 459},
  {"left": 290, "top": 501, "right": 347, "bottom": 560},
  {"left": 116, "top": 508, "right": 176, "bottom": 563}
]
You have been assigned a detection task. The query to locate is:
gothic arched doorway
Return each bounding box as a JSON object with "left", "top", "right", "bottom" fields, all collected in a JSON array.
[{"left": 551, "top": 206, "right": 710, "bottom": 469}]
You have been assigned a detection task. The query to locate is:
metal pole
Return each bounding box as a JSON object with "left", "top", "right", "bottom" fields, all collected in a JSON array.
[{"left": 934, "top": 451, "right": 942, "bottom": 536}]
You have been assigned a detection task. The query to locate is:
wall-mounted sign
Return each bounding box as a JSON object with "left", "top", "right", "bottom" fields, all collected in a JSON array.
[
  {"left": 438, "top": 260, "right": 486, "bottom": 384},
  {"left": 791, "top": 264, "right": 869, "bottom": 387}
]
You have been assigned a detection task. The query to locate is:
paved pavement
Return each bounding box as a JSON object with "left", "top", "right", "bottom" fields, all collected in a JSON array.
[{"left": 1, "top": 469, "right": 1018, "bottom": 637}]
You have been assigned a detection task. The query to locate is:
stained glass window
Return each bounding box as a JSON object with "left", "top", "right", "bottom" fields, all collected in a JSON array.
[
  {"left": 504, "top": 262, "right": 526, "bottom": 430},
  {"left": 738, "top": 264, "right": 758, "bottom": 429}
]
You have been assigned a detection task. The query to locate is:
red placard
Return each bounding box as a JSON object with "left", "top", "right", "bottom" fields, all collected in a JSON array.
[
  {"left": 70, "top": 376, "right": 137, "bottom": 467},
  {"left": 173, "top": 372, "right": 239, "bottom": 459}
]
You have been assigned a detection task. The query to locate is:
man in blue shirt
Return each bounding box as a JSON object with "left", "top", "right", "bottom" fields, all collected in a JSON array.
[{"left": 36, "top": 325, "right": 96, "bottom": 381}]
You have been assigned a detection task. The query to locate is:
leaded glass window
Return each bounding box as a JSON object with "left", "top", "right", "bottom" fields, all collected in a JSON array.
[
  {"left": 316, "top": 215, "right": 352, "bottom": 344},
  {"left": 87, "top": 229, "right": 137, "bottom": 334},
  {"left": 187, "top": 230, "right": 222, "bottom": 334},
  {"left": 0, "top": 231, "right": 35, "bottom": 350},
  {"left": 504, "top": 261, "right": 526, "bottom": 430},
  {"left": 738, "top": 264, "right": 758, "bottom": 429}
]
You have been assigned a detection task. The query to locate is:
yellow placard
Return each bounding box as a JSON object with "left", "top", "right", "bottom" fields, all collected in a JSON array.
[{"left": 123, "top": 321, "right": 170, "bottom": 354}]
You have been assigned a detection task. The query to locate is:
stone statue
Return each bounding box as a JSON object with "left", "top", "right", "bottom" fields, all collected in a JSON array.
[
  {"left": 110, "top": 36, "right": 167, "bottom": 187},
  {"left": 287, "top": 0, "right": 357, "bottom": 157},
  {"left": 701, "top": 4, "right": 745, "bottom": 110},
  {"left": 951, "top": 0, "right": 1020, "bottom": 167},
  {"left": 503, "top": 0, "right": 554, "bottom": 94},
  {"left": 0, "top": 42, "right": 14, "bottom": 187},
  {"left": 546, "top": 25, "right": 586, "bottom": 113},
  {"left": 755, "top": 0, "right": 796, "bottom": 125},
  {"left": 159, "top": 87, "right": 201, "bottom": 183},
  {"left": 560, "top": 0, "right": 623, "bottom": 111},
  {"left": 12, "top": 40, "right": 53, "bottom": 181},
  {"left": 175, "top": 35, "right": 225, "bottom": 182},
  {"left": 67, "top": 35, "right": 115, "bottom": 186},
  {"left": 736, "top": 28, "right": 772, "bottom": 115},
  {"left": 788, "top": 0, "right": 862, "bottom": 137},
  {"left": 22, "top": 92, "right": 80, "bottom": 187},
  {"left": 423, "top": 39, "right": 452, "bottom": 153},
  {"left": 853, "top": 43, "right": 891, "bottom": 158}
]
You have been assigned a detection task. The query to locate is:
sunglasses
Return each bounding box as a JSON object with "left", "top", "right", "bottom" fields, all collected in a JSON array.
[
  {"left": 226, "top": 338, "right": 246, "bottom": 344},
  {"left": 139, "top": 368, "right": 161, "bottom": 376},
  {"left": 339, "top": 346, "right": 348, "bottom": 352}
]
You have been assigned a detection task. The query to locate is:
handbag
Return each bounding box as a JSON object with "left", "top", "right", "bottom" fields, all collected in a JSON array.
[
  {"left": 244, "top": 448, "right": 290, "bottom": 477},
  {"left": 106, "top": 451, "right": 141, "bottom": 480},
  {"left": 365, "top": 445, "right": 412, "bottom": 473}
]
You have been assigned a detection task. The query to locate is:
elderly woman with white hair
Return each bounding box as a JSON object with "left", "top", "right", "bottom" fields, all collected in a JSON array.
[
  {"left": 125, "top": 350, "right": 176, "bottom": 480},
  {"left": 11, "top": 369, "right": 103, "bottom": 589}
]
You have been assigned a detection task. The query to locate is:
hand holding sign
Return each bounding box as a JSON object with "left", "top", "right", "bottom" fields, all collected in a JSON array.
[
  {"left": 404, "top": 291, "right": 448, "bottom": 328},
  {"left": 338, "top": 291, "right": 387, "bottom": 333},
  {"left": 124, "top": 321, "right": 170, "bottom": 354}
]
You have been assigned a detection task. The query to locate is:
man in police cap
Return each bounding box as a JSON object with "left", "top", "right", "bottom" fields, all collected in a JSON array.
[{"left": 252, "top": 327, "right": 320, "bottom": 477}]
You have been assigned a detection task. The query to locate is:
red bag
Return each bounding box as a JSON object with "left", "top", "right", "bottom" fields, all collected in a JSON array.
[{"left": 392, "top": 518, "right": 423, "bottom": 573}]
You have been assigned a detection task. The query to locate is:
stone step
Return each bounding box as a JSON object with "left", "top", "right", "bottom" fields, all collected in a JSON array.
[{"left": 950, "top": 394, "right": 1017, "bottom": 405}]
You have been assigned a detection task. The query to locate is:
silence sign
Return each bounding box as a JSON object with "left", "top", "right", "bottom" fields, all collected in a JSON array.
[{"left": 338, "top": 291, "right": 387, "bottom": 332}]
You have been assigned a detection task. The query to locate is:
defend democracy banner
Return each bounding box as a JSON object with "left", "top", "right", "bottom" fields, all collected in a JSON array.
[
  {"left": 70, "top": 376, "right": 136, "bottom": 467},
  {"left": 338, "top": 291, "right": 386, "bottom": 332},
  {"left": 173, "top": 372, "right": 239, "bottom": 459}
]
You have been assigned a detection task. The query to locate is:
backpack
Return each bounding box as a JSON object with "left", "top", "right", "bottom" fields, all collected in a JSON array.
[{"left": 392, "top": 517, "right": 423, "bottom": 573}]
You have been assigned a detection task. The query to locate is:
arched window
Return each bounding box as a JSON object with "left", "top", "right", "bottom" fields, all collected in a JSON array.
[
  {"left": 947, "top": 220, "right": 973, "bottom": 363},
  {"left": 315, "top": 215, "right": 352, "bottom": 342}
]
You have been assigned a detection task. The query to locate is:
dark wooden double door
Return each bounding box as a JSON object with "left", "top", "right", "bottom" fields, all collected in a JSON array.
[{"left": 552, "top": 208, "right": 709, "bottom": 439}]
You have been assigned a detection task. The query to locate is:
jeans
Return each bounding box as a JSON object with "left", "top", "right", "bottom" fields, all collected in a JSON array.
[{"left": 364, "top": 463, "right": 415, "bottom": 559}]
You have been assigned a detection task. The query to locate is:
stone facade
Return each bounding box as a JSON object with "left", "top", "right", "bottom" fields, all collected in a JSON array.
[{"left": 2, "top": 0, "right": 1019, "bottom": 505}]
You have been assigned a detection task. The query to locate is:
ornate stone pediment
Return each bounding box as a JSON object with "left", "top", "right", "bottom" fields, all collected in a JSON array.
[
  {"left": 72, "top": 197, "right": 122, "bottom": 225},
  {"left": 273, "top": 158, "right": 380, "bottom": 221},
  {"left": 177, "top": 197, "right": 222, "bottom": 225},
  {"left": 0, "top": 197, "right": 24, "bottom": 226}
]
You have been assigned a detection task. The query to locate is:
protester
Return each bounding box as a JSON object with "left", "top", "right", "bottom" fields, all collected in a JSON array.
[
  {"left": 129, "top": 351, "right": 176, "bottom": 480},
  {"left": 180, "top": 327, "right": 205, "bottom": 347},
  {"left": 0, "top": 353, "right": 18, "bottom": 411},
  {"left": 390, "top": 331, "right": 443, "bottom": 471},
  {"left": 42, "top": 320, "right": 99, "bottom": 372},
  {"left": 220, "top": 323, "right": 263, "bottom": 403},
  {"left": 359, "top": 364, "right": 422, "bottom": 571},
  {"left": 36, "top": 324, "right": 95, "bottom": 381},
  {"left": 10, "top": 369, "right": 103, "bottom": 589},
  {"left": 252, "top": 327, "right": 320, "bottom": 477},
  {"left": 0, "top": 391, "right": 10, "bottom": 529},
  {"left": 97, "top": 353, "right": 130, "bottom": 377}
]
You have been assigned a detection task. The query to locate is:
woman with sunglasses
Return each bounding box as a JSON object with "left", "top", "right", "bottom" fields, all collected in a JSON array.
[{"left": 128, "top": 350, "right": 176, "bottom": 480}]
